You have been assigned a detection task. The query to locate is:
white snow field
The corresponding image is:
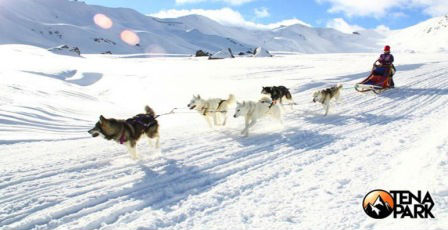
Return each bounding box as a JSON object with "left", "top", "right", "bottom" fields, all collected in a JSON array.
[{"left": 1, "top": 45, "right": 448, "bottom": 230}]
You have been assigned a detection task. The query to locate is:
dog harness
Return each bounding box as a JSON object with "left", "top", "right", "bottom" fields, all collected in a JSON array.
[
  {"left": 126, "top": 114, "right": 156, "bottom": 128},
  {"left": 118, "top": 114, "right": 156, "bottom": 145},
  {"left": 119, "top": 129, "right": 127, "bottom": 144}
]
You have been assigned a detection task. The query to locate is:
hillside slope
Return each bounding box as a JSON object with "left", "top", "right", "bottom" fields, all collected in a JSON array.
[{"left": 386, "top": 15, "right": 448, "bottom": 53}]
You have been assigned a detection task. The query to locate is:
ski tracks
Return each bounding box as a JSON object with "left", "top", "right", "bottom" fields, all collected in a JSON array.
[{"left": 1, "top": 60, "right": 448, "bottom": 230}]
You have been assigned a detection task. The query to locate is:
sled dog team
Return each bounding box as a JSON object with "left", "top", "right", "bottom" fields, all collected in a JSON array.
[{"left": 89, "top": 85, "right": 343, "bottom": 159}]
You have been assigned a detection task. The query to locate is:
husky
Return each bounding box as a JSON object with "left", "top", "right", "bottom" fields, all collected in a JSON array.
[
  {"left": 233, "top": 97, "right": 282, "bottom": 137},
  {"left": 88, "top": 106, "right": 160, "bottom": 159},
  {"left": 261, "top": 86, "right": 293, "bottom": 108},
  {"left": 312, "top": 84, "right": 343, "bottom": 116},
  {"left": 188, "top": 94, "right": 236, "bottom": 128}
]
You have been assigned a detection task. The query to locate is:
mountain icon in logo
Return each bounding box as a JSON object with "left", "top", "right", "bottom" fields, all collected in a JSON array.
[{"left": 363, "top": 190, "right": 394, "bottom": 219}]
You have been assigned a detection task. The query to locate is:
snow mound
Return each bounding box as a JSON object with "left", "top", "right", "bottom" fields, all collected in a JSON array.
[
  {"left": 209, "top": 48, "right": 235, "bottom": 59},
  {"left": 48, "top": 45, "right": 81, "bottom": 57},
  {"left": 253, "top": 47, "right": 273, "bottom": 57}
]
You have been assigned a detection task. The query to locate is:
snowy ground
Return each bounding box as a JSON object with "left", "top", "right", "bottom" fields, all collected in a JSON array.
[{"left": 1, "top": 45, "right": 448, "bottom": 230}]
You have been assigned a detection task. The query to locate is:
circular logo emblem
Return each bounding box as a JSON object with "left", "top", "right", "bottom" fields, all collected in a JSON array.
[{"left": 363, "top": 190, "right": 394, "bottom": 219}]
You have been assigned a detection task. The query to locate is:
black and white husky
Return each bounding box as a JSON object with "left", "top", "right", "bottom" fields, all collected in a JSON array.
[
  {"left": 312, "top": 84, "right": 343, "bottom": 116},
  {"left": 233, "top": 97, "right": 282, "bottom": 136},
  {"left": 88, "top": 106, "right": 160, "bottom": 159},
  {"left": 261, "top": 86, "right": 293, "bottom": 107},
  {"left": 188, "top": 94, "right": 236, "bottom": 127}
]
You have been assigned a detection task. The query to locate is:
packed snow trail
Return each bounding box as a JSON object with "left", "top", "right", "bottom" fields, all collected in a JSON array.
[{"left": 0, "top": 46, "right": 447, "bottom": 230}]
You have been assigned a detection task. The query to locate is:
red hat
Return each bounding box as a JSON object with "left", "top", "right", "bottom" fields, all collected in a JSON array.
[{"left": 384, "top": 45, "right": 391, "bottom": 52}]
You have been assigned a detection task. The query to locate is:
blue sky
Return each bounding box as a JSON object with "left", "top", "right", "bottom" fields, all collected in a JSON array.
[{"left": 84, "top": 0, "right": 446, "bottom": 32}]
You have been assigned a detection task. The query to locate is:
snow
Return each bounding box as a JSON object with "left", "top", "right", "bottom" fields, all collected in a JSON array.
[
  {"left": 385, "top": 15, "right": 448, "bottom": 53},
  {"left": 1, "top": 44, "right": 448, "bottom": 229}
]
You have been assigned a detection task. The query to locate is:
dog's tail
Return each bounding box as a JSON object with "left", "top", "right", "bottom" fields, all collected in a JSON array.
[
  {"left": 336, "top": 83, "right": 343, "bottom": 89},
  {"left": 144, "top": 105, "right": 156, "bottom": 117},
  {"left": 227, "top": 94, "right": 236, "bottom": 105}
]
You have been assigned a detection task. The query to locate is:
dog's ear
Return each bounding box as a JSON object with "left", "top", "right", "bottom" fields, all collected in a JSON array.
[{"left": 99, "top": 115, "right": 106, "bottom": 123}]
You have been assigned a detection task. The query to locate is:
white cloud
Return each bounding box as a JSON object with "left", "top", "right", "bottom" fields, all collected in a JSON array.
[
  {"left": 316, "top": 0, "right": 448, "bottom": 17},
  {"left": 254, "top": 7, "right": 270, "bottom": 18},
  {"left": 326, "top": 18, "right": 364, "bottom": 33},
  {"left": 176, "top": 0, "right": 256, "bottom": 6},
  {"left": 413, "top": 0, "right": 448, "bottom": 16},
  {"left": 150, "top": 8, "right": 311, "bottom": 29}
]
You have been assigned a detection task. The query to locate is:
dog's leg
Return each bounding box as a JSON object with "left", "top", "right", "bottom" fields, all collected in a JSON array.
[
  {"left": 147, "top": 136, "right": 161, "bottom": 158},
  {"left": 274, "top": 108, "right": 283, "bottom": 125},
  {"left": 126, "top": 142, "right": 138, "bottom": 160},
  {"left": 324, "top": 101, "right": 330, "bottom": 116},
  {"left": 222, "top": 112, "right": 228, "bottom": 126},
  {"left": 205, "top": 115, "right": 213, "bottom": 128},
  {"left": 213, "top": 112, "right": 219, "bottom": 126},
  {"left": 245, "top": 119, "right": 257, "bottom": 136},
  {"left": 214, "top": 112, "right": 219, "bottom": 126},
  {"left": 242, "top": 116, "right": 250, "bottom": 134},
  {"left": 155, "top": 135, "right": 160, "bottom": 149}
]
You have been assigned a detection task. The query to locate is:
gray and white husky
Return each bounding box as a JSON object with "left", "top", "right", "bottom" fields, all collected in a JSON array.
[
  {"left": 188, "top": 94, "right": 236, "bottom": 127},
  {"left": 312, "top": 84, "right": 343, "bottom": 116},
  {"left": 233, "top": 97, "right": 282, "bottom": 137},
  {"left": 88, "top": 106, "right": 160, "bottom": 160}
]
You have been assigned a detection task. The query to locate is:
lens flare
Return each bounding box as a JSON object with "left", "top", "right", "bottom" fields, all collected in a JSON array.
[
  {"left": 120, "top": 30, "right": 140, "bottom": 46},
  {"left": 93, "top": 13, "right": 113, "bottom": 29}
]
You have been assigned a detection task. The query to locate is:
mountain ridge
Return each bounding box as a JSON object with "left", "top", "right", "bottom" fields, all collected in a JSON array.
[{"left": 0, "top": 0, "right": 446, "bottom": 54}]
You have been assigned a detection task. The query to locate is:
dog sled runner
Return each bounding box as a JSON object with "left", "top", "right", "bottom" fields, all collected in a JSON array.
[{"left": 355, "top": 64, "right": 394, "bottom": 94}]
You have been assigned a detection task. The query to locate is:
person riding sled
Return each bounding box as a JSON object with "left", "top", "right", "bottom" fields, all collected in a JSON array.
[{"left": 373, "top": 45, "right": 396, "bottom": 88}]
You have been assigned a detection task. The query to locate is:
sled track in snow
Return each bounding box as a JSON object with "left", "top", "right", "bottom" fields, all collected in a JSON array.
[{"left": 1, "top": 58, "right": 448, "bottom": 230}]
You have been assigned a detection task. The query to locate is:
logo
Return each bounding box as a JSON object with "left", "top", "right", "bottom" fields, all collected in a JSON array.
[
  {"left": 363, "top": 189, "right": 435, "bottom": 219},
  {"left": 363, "top": 190, "right": 394, "bottom": 219}
]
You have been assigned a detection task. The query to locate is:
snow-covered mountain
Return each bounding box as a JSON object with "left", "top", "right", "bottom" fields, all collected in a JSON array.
[
  {"left": 1, "top": 0, "right": 446, "bottom": 55},
  {"left": 0, "top": 0, "right": 253, "bottom": 54},
  {"left": 386, "top": 15, "right": 448, "bottom": 53},
  {"left": 168, "top": 14, "right": 383, "bottom": 53},
  {"left": 0, "top": 0, "right": 383, "bottom": 55}
]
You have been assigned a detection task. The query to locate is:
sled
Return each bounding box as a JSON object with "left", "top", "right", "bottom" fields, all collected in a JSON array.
[{"left": 355, "top": 64, "right": 393, "bottom": 94}]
